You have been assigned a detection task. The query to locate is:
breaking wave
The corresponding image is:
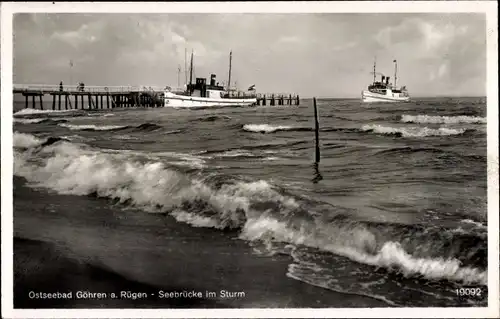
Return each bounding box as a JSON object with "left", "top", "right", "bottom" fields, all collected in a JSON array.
[
  {"left": 14, "top": 108, "right": 78, "bottom": 116},
  {"left": 14, "top": 118, "right": 47, "bottom": 124},
  {"left": 361, "top": 124, "right": 468, "bottom": 137},
  {"left": 14, "top": 118, "right": 69, "bottom": 125},
  {"left": 13, "top": 132, "right": 487, "bottom": 287},
  {"left": 401, "top": 115, "right": 486, "bottom": 124},
  {"left": 59, "top": 123, "right": 128, "bottom": 131},
  {"left": 57, "top": 122, "right": 164, "bottom": 132},
  {"left": 243, "top": 124, "right": 312, "bottom": 133}
]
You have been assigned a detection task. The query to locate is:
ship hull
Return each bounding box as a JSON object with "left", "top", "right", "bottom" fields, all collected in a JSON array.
[
  {"left": 361, "top": 90, "right": 410, "bottom": 103},
  {"left": 164, "top": 92, "right": 257, "bottom": 108}
]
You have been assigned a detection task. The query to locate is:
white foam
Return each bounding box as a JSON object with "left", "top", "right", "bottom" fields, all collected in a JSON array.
[
  {"left": 243, "top": 124, "right": 293, "bottom": 133},
  {"left": 362, "top": 124, "right": 467, "bottom": 137},
  {"left": 217, "top": 150, "right": 257, "bottom": 158},
  {"left": 13, "top": 132, "right": 43, "bottom": 148},
  {"left": 14, "top": 108, "right": 77, "bottom": 116},
  {"left": 59, "top": 123, "right": 127, "bottom": 131},
  {"left": 401, "top": 114, "right": 486, "bottom": 124},
  {"left": 14, "top": 118, "right": 46, "bottom": 124},
  {"left": 14, "top": 132, "right": 485, "bottom": 286},
  {"left": 460, "top": 219, "right": 487, "bottom": 229},
  {"left": 240, "top": 215, "right": 487, "bottom": 285}
]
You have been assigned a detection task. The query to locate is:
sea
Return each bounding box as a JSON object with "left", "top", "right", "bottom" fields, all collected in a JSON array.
[{"left": 10, "top": 96, "right": 488, "bottom": 308}]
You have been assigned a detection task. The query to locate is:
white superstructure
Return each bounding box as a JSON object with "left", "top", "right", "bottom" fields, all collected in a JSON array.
[{"left": 164, "top": 51, "right": 257, "bottom": 108}]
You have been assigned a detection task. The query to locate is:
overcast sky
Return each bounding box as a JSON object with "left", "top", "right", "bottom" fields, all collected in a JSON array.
[{"left": 13, "top": 13, "right": 486, "bottom": 98}]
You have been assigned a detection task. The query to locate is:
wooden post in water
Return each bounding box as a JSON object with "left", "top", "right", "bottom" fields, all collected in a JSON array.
[
  {"left": 25, "top": 95, "right": 28, "bottom": 109},
  {"left": 75, "top": 94, "right": 78, "bottom": 109},
  {"left": 81, "top": 95, "right": 84, "bottom": 109},
  {"left": 32, "top": 96, "right": 35, "bottom": 109},
  {"left": 107, "top": 94, "right": 110, "bottom": 109},
  {"left": 67, "top": 95, "right": 72, "bottom": 109},
  {"left": 313, "top": 97, "right": 320, "bottom": 163},
  {"left": 39, "top": 95, "right": 43, "bottom": 110},
  {"left": 58, "top": 94, "right": 62, "bottom": 110},
  {"left": 87, "top": 93, "right": 92, "bottom": 109},
  {"left": 101, "top": 95, "right": 104, "bottom": 109},
  {"left": 52, "top": 94, "right": 56, "bottom": 110}
]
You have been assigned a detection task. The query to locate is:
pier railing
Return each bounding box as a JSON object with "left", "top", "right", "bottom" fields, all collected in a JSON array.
[{"left": 13, "top": 84, "right": 177, "bottom": 94}]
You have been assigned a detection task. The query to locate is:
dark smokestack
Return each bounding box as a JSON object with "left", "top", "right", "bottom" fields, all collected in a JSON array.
[
  {"left": 381, "top": 75, "right": 385, "bottom": 83},
  {"left": 386, "top": 76, "right": 390, "bottom": 85},
  {"left": 210, "top": 74, "right": 216, "bottom": 86}
]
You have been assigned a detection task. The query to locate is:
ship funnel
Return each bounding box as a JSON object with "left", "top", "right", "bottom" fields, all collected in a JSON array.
[
  {"left": 210, "top": 74, "right": 216, "bottom": 86},
  {"left": 381, "top": 75, "right": 385, "bottom": 83},
  {"left": 386, "top": 76, "right": 390, "bottom": 85}
]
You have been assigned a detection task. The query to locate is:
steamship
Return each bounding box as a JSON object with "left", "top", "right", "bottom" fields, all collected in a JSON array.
[
  {"left": 164, "top": 51, "right": 257, "bottom": 108},
  {"left": 361, "top": 58, "right": 410, "bottom": 103}
]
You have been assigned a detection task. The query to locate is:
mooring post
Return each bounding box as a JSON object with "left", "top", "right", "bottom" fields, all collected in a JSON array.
[
  {"left": 263, "top": 94, "right": 266, "bottom": 106},
  {"left": 25, "top": 94, "right": 28, "bottom": 109},
  {"left": 81, "top": 95, "right": 84, "bottom": 109},
  {"left": 32, "top": 95, "right": 36, "bottom": 109},
  {"left": 52, "top": 94, "right": 56, "bottom": 110},
  {"left": 313, "top": 97, "right": 320, "bottom": 163},
  {"left": 39, "top": 95, "right": 44, "bottom": 110},
  {"left": 75, "top": 94, "right": 79, "bottom": 109},
  {"left": 296, "top": 95, "right": 300, "bottom": 106},
  {"left": 64, "top": 94, "right": 68, "bottom": 110},
  {"left": 58, "top": 94, "right": 61, "bottom": 110},
  {"left": 107, "top": 94, "right": 110, "bottom": 109}
]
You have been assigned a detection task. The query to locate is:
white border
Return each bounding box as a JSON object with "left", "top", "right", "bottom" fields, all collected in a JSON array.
[{"left": 1, "top": 1, "right": 498, "bottom": 318}]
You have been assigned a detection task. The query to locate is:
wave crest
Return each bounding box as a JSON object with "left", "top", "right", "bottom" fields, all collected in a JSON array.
[
  {"left": 59, "top": 123, "right": 128, "bottom": 131},
  {"left": 14, "top": 133, "right": 486, "bottom": 286},
  {"left": 401, "top": 115, "right": 486, "bottom": 124},
  {"left": 362, "top": 124, "right": 467, "bottom": 137}
]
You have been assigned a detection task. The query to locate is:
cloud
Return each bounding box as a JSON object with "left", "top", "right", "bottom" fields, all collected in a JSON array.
[{"left": 12, "top": 13, "right": 486, "bottom": 97}]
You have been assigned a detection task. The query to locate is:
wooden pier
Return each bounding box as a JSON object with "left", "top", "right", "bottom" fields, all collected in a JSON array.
[
  {"left": 13, "top": 84, "right": 300, "bottom": 110},
  {"left": 14, "top": 85, "right": 165, "bottom": 110},
  {"left": 255, "top": 93, "right": 300, "bottom": 106}
]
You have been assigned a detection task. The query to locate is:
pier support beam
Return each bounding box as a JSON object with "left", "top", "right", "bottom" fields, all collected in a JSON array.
[{"left": 39, "top": 95, "right": 43, "bottom": 110}]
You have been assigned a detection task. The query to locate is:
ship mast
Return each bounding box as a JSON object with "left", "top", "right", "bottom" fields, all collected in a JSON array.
[
  {"left": 189, "top": 50, "right": 194, "bottom": 95},
  {"left": 373, "top": 56, "right": 376, "bottom": 84},
  {"left": 184, "top": 48, "right": 188, "bottom": 86},
  {"left": 393, "top": 59, "right": 398, "bottom": 87},
  {"left": 227, "top": 50, "right": 232, "bottom": 93}
]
